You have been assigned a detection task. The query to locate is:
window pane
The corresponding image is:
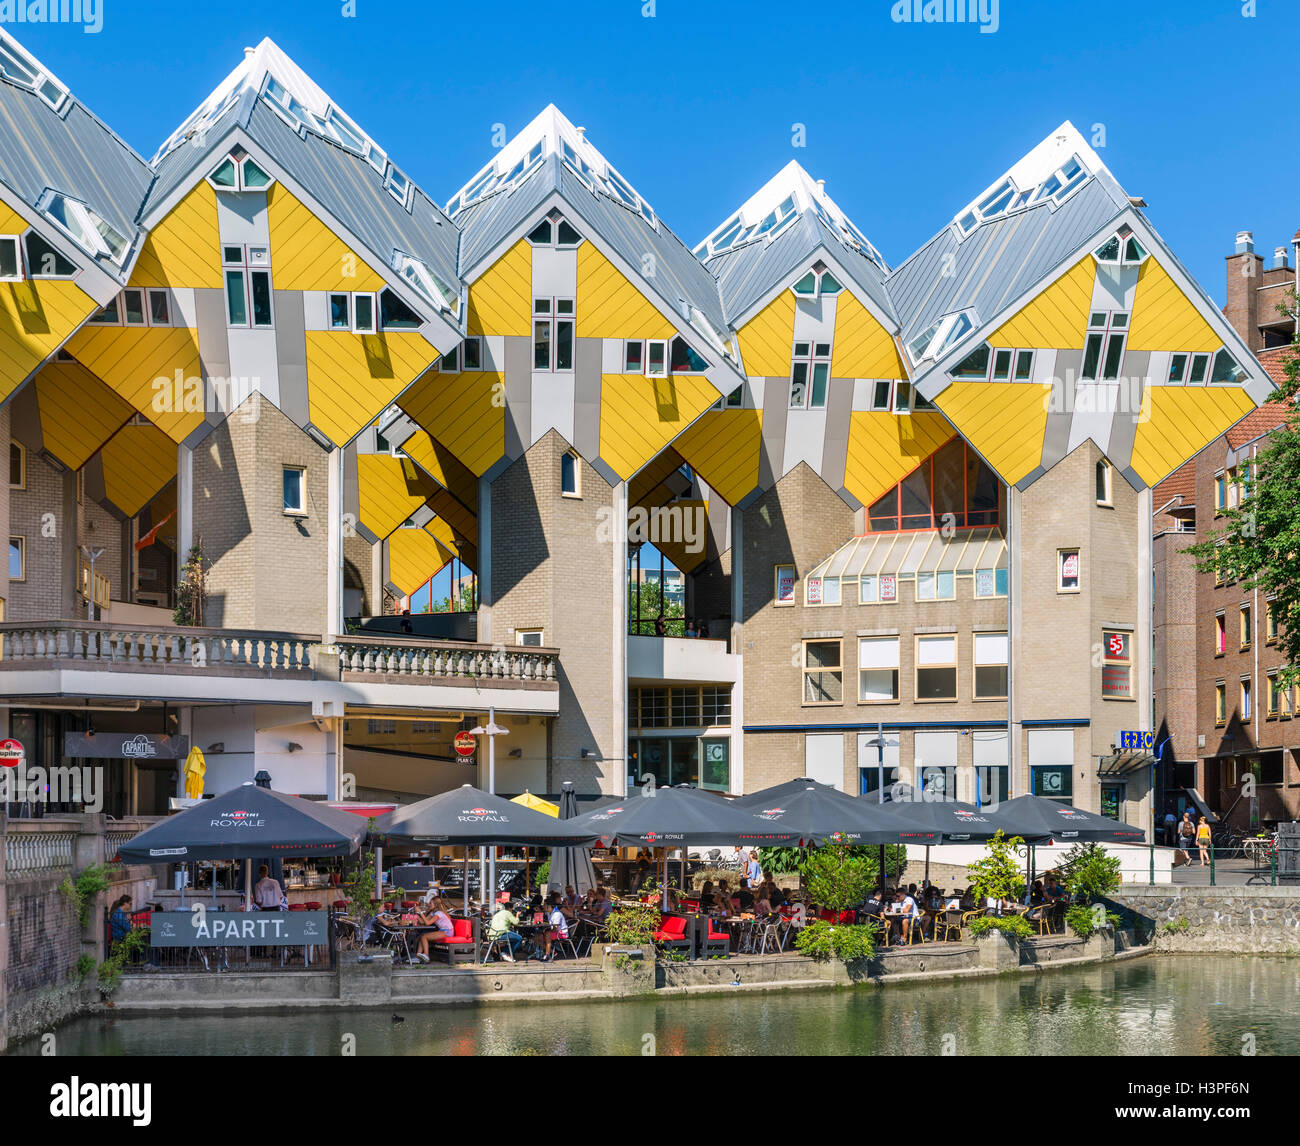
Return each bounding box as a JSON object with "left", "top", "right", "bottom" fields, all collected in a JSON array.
[
  {"left": 0, "top": 238, "right": 17, "bottom": 279},
  {"left": 647, "top": 342, "right": 666, "bottom": 375},
  {"left": 810, "top": 363, "right": 828, "bottom": 408},
  {"left": 872, "top": 380, "right": 892, "bottom": 410},
  {"left": 225, "top": 270, "right": 247, "bottom": 325},
  {"left": 991, "top": 349, "right": 1012, "bottom": 380},
  {"left": 1014, "top": 350, "right": 1033, "bottom": 380},
  {"left": 241, "top": 159, "right": 272, "bottom": 188},
  {"left": 534, "top": 321, "right": 551, "bottom": 368},
  {"left": 1081, "top": 333, "right": 1103, "bottom": 380},
  {"left": 1188, "top": 354, "right": 1209, "bottom": 384},
  {"left": 210, "top": 158, "right": 237, "bottom": 187},
  {"left": 952, "top": 344, "right": 989, "bottom": 379},
  {"left": 379, "top": 289, "right": 422, "bottom": 330},
  {"left": 329, "top": 294, "right": 350, "bottom": 329},
  {"left": 9, "top": 444, "right": 22, "bottom": 486},
  {"left": 1102, "top": 333, "right": 1125, "bottom": 380},
  {"left": 354, "top": 294, "right": 374, "bottom": 332},
  {"left": 122, "top": 289, "right": 145, "bottom": 325},
  {"left": 250, "top": 271, "right": 272, "bottom": 327},
  {"left": 1167, "top": 353, "right": 1187, "bottom": 383},
  {"left": 528, "top": 220, "right": 552, "bottom": 244},
  {"left": 555, "top": 320, "right": 573, "bottom": 369},
  {"left": 562, "top": 451, "right": 577, "bottom": 494},
  {"left": 975, "top": 665, "right": 1007, "bottom": 698},
  {"left": 917, "top": 636, "right": 955, "bottom": 664},
  {"left": 793, "top": 271, "right": 817, "bottom": 295},
  {"left": 916, "top": 666, "right": 956, "bottom": 700},
  {"left": 860, "top": 669, "right": 899, "bottom": 701},
  {"left": 462, "top": 338, "right": 482, "bottom": 369},
  {"left": 624, "top": 342, "right": 643, "bottom": 372},
  {"left": 25, "top": 231, "right": 76, "bottom": 276},
  {"left": 149, "top": 290, "right": 170, "bottom": 324},
  {"left": 282, "top": 468, "right": 302, "bottom": 511},
  {"left": 556, "top": 220, "right": 580, "bottom": 246},
  {"left": 9, "top": 538, "right": 22, "bottom": 579}
]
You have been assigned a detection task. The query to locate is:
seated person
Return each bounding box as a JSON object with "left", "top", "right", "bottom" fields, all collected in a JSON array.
[
  {"left": 893, "top": 887, "right": 921, "bottom": 943},
  {"left": 538, "top": 894, "right": 570, "bottom": 962},
  {"left": 1043, "top": 874, "right": 1066, "bottom": 902},
  {"left": 734, "top": 884, "right": 754, "bottom": 912},
  {"left": 1029, "top": 880, "right": 1045, "bottom": 905},
  {"left": 752, "top": 890, "right": 773, "bottom": 919},
  {"left": 414, "top": 898, "right": 456, "bottom": 962},
  {"left": 563, "top": 885, "right": 581, "bottom": 909},
  {"left": 486, "top": 902, "right": 524, "bottom": 962},
  {"left": 591, "top": 886, "right": 614, "bottom": 920}
]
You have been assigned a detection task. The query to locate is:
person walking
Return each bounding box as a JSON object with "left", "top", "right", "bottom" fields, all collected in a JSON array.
[
  {"left": 1163, "top": 809, "right": 1178, "bottom": 848},
  {"left": 1177, "top": 812, "right": 1196, "bottom": 863},
  {"left": 1195, "top": 816, "right": 1213, "bottom": 867},
  {"left": 745, "top": 850, "right": 761, "bottom": 889}
]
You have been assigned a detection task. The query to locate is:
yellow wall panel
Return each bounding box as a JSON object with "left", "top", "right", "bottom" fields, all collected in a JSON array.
[
  {"left": 99, "top": 422, "right": 176, "bottom": 518},
  {"left": 986, "top": 256, "right": 1096, "bottom": 350},
  {"left": 1130, "top": 386, "right": 1256, "bottom": 487},
  {"left": 266, "top": 184, "right": 385, "bottom": 293},
  {"left": 398, "top": 428, "right": 479, "bottom": 509},
  {"left": 672, "top": 409, "right": 764, "bottom": 507},
  {"left": 652, "top": 499, "right": 710, "bottom": 574},
  {"left": 425, "top": 514, "right": 475, "bottom": 569},
  {"left": 33, "top": 361, "right": 134, "bottom": 470},
  {"left": 66, "top": 324, "right": 205, "bottom": 442},
  {"left": 629, "top": 449, "right": 685, "bottom": 506},
  {"left": 427, "top": 487, "right": 477, "bottom": 549},
  {"left": 736, "top": 291, "right": 796, "bottom": 378},
  {"left": 304, "top": 330, "right": 439, "bottom": 447},
  {"left": 0, "top": 276, "right": 97, "bottom": 402},
  {"left": 832, "top": 291, "right": 907, "bottom": 379},
  {"left": 388, "top": 526, "right": 454, "bottom": 596},
  {"left": 842, "top": 412, "right": 955, "bottom": 508},
  {"left": 466, "top": 239, "right": 532, "bottom": 337},
  {"left": 399, "top": 368, "right": 504, "bottom": 477},
  {"left": 575, "top": 242, "right": 675, "bottom": 340},
  {"left": 131, "top": 182, "right": 223, "bottom": 289},
  {"left": 1126, "top": 258, "right": 1221, "bottom": 353},
  {"left": 935, "top": 382, "right": 1050, "bottom": 485},
  {"left": 356, "top": 454, "right": 438, "bottom": 540},
  {"left": 600, "top": 373, "right": 720, "bottom": 481}
]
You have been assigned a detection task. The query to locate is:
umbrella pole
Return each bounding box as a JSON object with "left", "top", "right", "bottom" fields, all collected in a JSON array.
[
  {"left": 924, "top": 845, "right": 931, "bottom": 889},
  {"left": 463, "top": 849, "right": 469, "bottom": 914},
  {"left": 879, "top": 844, "right": 887, "bottom": 896},
  {"left": 525, "top": 846, "right": 530, "bottom": 898},
  {"left": 244, "top": 858, "right": 252, "bottom": 912},
  {"left": 375, "top": 846, "right": 383, "bottom": 904}
]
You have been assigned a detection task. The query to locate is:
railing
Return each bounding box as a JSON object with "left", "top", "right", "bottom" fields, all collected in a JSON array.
[
  {"left": 0, "top": 622, "right": 317, "bottom": 674},
  {"left": 5, "top": 827, "right": 76, "bottom": 875},
  {"left": 336, "top": 635, "right": 559, "bottom": 685}
]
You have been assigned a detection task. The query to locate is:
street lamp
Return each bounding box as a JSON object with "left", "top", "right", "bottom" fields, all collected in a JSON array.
[
  {"left": 80, "top": 545, "right": 104, "bottom": 621},
  {"left": 470, "top": 706, "right": 509, "bottom": 905},
  {"left": 864, "top": 722, "right": 890, "bottom": 896}
]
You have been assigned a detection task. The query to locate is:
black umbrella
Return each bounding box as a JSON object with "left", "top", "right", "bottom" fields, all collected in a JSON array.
[
  {"left": 374, "top": 784, "right": 601, "bottom": 847},
  {"left": 741, "top": 783, "right": 942, "bottom": 847},
  {"left": 886, "top": 794, "right": 1008, "bottom": 842},
  {"left": 549, "top": 781, "right": 597, "bottom": 896},
  {"left": 730, "top": 777, "right": 839, "bottom": 808},
  {"left": 989, "top": 796, "right": 1147, "bottom": 845},
  {"left": 563, "top": 784, "right": 803, "bottom": 848},
  {"left": 117, "top": 783, "right": 366, "bottom": 863}
]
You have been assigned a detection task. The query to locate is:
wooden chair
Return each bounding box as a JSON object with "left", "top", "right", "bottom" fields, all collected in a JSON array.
[{"left": 935, "top": 909, "right": 964, "bottom": 943}]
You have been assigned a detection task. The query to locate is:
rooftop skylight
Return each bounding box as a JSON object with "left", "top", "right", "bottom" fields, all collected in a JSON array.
[
  {"left": 38, "top": 190, "right": 129, "bottom": 265},
  {"left": 907, "top": 309, "right": 977, "bottom": 366},
  {"left": 0, "top": 31, "right": 69, "bottom": 111},
  {"left": 395, "top": 253, "right": 460, "bottom": 319}
]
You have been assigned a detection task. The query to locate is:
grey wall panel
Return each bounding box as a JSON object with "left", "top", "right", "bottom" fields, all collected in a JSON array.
[
  {"left": 503, "top": 336, "right": 532, "bottom": 460},
  {"left": 9, "top": 382, "right": 41, "bottom": 451},
  {"left": 274, "top": 290, "right": 310, "bottom": 425},
  {"left": 573, "top": 338, "right": 603, "bottom": 459},
  {"left": 757, "top": 377, "right": 789, "bottom": 491},
  {"left": 194, "top": 288, "right": 231, "bottom": 427},
  {"left": 820, "top": 379, "right": 854, "bottom": 493}
]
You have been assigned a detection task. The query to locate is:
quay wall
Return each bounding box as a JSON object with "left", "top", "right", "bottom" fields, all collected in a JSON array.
[{"left": 1109, "top": 886, "right": 1300, "bottom": 954}]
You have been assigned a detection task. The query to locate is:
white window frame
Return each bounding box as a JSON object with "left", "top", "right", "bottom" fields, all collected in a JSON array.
[
  {"left": 440, "top": 337, "right": 482, "bottom": 372},
  {"left": 858, "top": 636, "right": 900, "bottom": 704},
  {"left": 774, "top": 564, "right": 797, "bottom": 606},
  {"left": 147, "top": 288, "right": 172, "bottom": 327},
  {"left": 9, "top": 535, "right": 25, "bottom": 582},
  {"left": 1240, "top": 676, "right": 1252, "bottom": 721},
  {"left": 282, "top": 466, "right": 306, "bottom": 516},
  {"left": 915, "top": 570, "right": 956, "bottom": 602},
  {"left": 869, "top": 380, "right": 894, "bottom": 412},
  {"left": 0, "top": 235, "right": 20, "bottom": 282},
  {"left": 645, "top": 339, "right": 667, "bottom": 378},
  {"left": 328, "top": 293, "right": 352, "bottom": 331},
  {"left": 973, "top": 632, "right": 1009, "bottom": 700},
  {"left": 120, "top": 287, "right": 148, "bottom": 327},
  {"left": 1057, "top": 548, "right": 1081, "bottom": 593},
  {"left": 915, "top": 634, "right": 958, "bottom": 703},
  {"left": 352, "top": 292, "right": 376, "bottom": 335},
  {"left": 560, "top": 450, "right": 581, "bottom": 498},
  {"left": 1096, "top": 459, "right": 1113, "bottom": 506},
  {"left": 533, "top": 297, "right": 575, "bottom": 372},
  {"left": 801, "top": 638, "right": 844, "bottom": 707},
  {"left": 788, "top": 339, "right": 832, "bottom": 410},
  {"left": 223, "top": 244, "right": 274, "bottom": 330},
  {"left": 39, "top": 191, "right": 128, "bottom": 266},
  {"left": 1081, "top": 311, "right": 1129, "bottom": 383},
  {"left": 517, "top": 628, "right": 544, "bottom": 647}
]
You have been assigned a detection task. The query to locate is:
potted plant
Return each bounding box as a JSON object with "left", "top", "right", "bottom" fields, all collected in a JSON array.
[{"left": 966, "top": 831, "right": 1029, "bottom": 969}]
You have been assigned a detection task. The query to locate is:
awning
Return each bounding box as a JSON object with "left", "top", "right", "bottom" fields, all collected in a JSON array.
[{"left": 1097, "top": 750, "right": 1157, "bottom": 777}]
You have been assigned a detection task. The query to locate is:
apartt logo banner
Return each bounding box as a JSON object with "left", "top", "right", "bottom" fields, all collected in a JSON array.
[{"left": 50, "top": 1077, "right": 151, "bottom": 1126}]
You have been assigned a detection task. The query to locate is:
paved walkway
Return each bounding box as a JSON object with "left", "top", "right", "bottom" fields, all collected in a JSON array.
[{"left": 1166, "top": 856, "right": 1296, "bottom": 887}]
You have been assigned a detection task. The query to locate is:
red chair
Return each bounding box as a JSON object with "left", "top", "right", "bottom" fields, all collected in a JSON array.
[
  {"left": 332, "top": 900, "right": 348, "bottom": 911},
  {"left": 703, "top": 920, "right": 731, "bottom": 958},
  {"left": 431, "top": 916, "right": 477, "bottom": 965},
  {"left": 651, "top": 914, "right": 691, "bottom": 954},
  {"left": 288, "top": 904, "right": 306, "bottom": 912},
  {"left": 401, "top": 900, "right": 418, "bottom": 909},
  {"left": 303, "top": 901, "right": 322, "bottom": 911}
]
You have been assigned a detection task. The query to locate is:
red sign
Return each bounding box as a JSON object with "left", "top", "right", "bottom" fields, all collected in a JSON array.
[
  {"left": 0, "top": 738, "right": 22, "bottom": 768},
  {"left": 453, "top": 731, "right": 476, "bottom": 757}
]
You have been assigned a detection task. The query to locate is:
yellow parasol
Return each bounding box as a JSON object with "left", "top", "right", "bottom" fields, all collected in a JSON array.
[
  {"left": 183, "top": 745, "right": 206, "bottom": 799},
  {"left": 510, "top": 791, "right": 558, "bottom": 896}
]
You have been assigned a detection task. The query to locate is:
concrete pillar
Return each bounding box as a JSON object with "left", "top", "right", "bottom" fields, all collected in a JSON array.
[
  {"left": 730, "top": 509, "right": 745, "bottom": 795},
  {"left": 1008, "top": 483, "right": 1022, "bottom": 797},
  {"left": 325, "top": 448, "right": 343, "bottom": 642},
  {"left": 612, "top": 480, "right": 627, "bottom": 796},
  {"left": 0, "top": 815, "right": 9, "bottom": 1054},
  {"left": 177, "top": 443, "right": 194, "bottom": 560},
  {"left": 477, "top": 474, "right": 492, "bottom": 640}
]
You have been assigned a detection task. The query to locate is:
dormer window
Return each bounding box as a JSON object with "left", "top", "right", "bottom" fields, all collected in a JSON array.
[
  {"left": 1093, "top": 225, "right": 1147, "bottom": 266},
  {"left": 790, "top": 263, "right": 844, "bottom": 300},
  {"left": 907, "top": 309, "right": 976, "bottom": 366},
  {"left": 0, "top": 34, "right": 68, "bottom": 110},
  {"left": 385, "top": 166, "right": 412, "bottom": 208},
  {"left": 207, "top": 147, "right": 275, "bottom": 192},
  {"left": 527, "top": 213, "right": 583, "bottom": 248},
  {"left": 39, "top": 191, "right": 128, "bottom": 266}
]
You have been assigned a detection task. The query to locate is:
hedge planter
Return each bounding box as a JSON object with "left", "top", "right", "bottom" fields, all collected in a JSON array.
[{"left": 975, "top": 928, "right": 1020, "bottom": 971}]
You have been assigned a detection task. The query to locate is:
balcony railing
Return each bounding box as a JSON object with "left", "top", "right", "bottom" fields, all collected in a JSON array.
[
  {"left": 335, "top": 635, "right": 558, "bottom": 685},
  {"left": 0, "top": 623, "right": 560, "bottom": 691},
  {"left": 0, "top": 622, "right": 316, "bottom": 674}
]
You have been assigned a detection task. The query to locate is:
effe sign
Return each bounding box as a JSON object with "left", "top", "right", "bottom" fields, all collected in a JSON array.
[
  {"left": 149, "top": 910, "right": 328, "bottom": 947},
  {"left": 1117, "top": 730, "right": 1155, "bottom": 752},
  {"left": 0, "top": 738, "right": 23, "bottom": 768},
  {"left": 453, "top": 730, "right": 476, "bottom": 757}
]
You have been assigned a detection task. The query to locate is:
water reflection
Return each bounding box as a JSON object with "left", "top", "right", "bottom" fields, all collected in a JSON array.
[{"left": 10, "top": 956, "right": 1299, "bottom": 1057}]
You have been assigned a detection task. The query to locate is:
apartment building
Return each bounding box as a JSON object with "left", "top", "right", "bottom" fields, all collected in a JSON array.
[{"left": 0, "top": 31, "right": 1274, "bottom": 828}]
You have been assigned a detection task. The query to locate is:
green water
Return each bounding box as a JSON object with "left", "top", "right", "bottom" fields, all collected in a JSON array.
[{"left": 10, "top": 955, "right": 1297, "bottom": 1056}]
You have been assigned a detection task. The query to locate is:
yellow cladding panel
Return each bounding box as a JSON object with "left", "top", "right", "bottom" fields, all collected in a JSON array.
[
  {"left": 99, "top": 422, "right": 177, "bottom": 518},
  {"left": 399, "top": 368, "right": 504, "bottom": 477},
  {"left": 398, "top": 428, "right": 479, "bottom": 509},
  {"left": 426, "top": 513, "right": 475, "bottom": 569},
  {"left": 832, "top": 291, "right": 907, "bottom": 379},
  {"left": 1130, "top": 387, "right": 1256, "bottom": 487},
  {"left": 131, "top": 183, "right": 223, "bottom": 289},
  {"left": 266, "top": 184, "right": 385, "bottom": 293},
  {"left": 575, "top": 242, "right": 675, "bottom": 340},
  {"left": 34, "top": 361, "right": 134, "bottom": 470},
  {"left": 0, "top": 264, "right": 97, "bottom": 402},
  {"left": 672, "top": 409, "right": 764, "bottom": 507},
  {"left": 629, "top": 449, "right": 684, "bottom": 506},
  {"left": 1126, "top": 258, "right": 1221, "bottom": 353},
  {"left": 935, "top": 382, "right": 1050, "bottom": 485},
  {"left": 388, "top": 526, "right": 454, "bottom": 596},
  {"left": 357, "top": 454, "right": 438, "bottom": 540},
  {"left": 600, "top": 373, "right": 720, "bottom": 481},
  {"left": 737, "top": 291, "right": 796, "bottom": 377},
  {"left": 843, "top": 412, "right": 955, "bottom": 508},
  {"left": 987, "top": 256, "right": 1096, "bottom": 350},
  {"left": 466, "top": 239, "right": 532, "bottom": 337},
  {"left": 305, "top": 330, "right": 439, "bottom": 447},
  {"left": 427, "top": 486, "right": 477, "bottom": 548},
  {"left": 65, "top": 325, "right": 205, "bottom": 442}
]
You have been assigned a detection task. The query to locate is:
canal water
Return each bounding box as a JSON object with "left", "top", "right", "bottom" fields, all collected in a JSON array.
[{"left": 10, "top": 955, "right": 1298, "bottom": 1056}]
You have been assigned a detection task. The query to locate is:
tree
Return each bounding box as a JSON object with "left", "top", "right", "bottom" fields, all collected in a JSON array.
[
  {"left": 965, "top": 830, "right": 1025, "bottom": 903},
  {"left": 628, "top": 575, "right": 685, "bottom": 636},
  {"left": 173, "top": 538, "right": 208, "bottom": 627},
  {"left": 1185, "top": 291, "right": 1300, "bottom": 685},
  {"left": 1056, "top": 842, "right": 1122, "bottom": 904},
  {"left": 801, "top": 842, "right": 876, "bottom": 912}
]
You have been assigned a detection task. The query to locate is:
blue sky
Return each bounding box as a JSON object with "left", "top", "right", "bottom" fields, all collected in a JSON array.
[{"left": 10, "top": 0, "right": 1298, "bottom": 302}]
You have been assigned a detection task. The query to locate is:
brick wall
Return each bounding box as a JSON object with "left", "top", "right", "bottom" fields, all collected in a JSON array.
[
  {"left": 8, "top": 447, "right": 74, "bottom": 620},
  {"left": 193, "top": 396, "right": 328, "bottom": 632}
]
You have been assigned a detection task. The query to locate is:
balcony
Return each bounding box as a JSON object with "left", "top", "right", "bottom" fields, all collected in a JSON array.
[
  {"left": 627, "top": 634, "right": 741, "bottom": 686},
  {"left": 0, "top": 623, "right": 561, "bottom": 713}
]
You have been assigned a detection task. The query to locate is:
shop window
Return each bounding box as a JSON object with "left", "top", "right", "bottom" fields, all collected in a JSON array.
[
  {"left": 858, "top": 636, "right": 900, "bottom": 702},
  {"left": 1031, "top": 765, "right": 1073, "bottom": 804},
  {"left": 802, "top": 640, "right": 843, "bottom": 705},
  {"left": 915, "top": 634, "right": 957, "bottom": 701},
  {"left": 1101, "top": 630, "right": 1132, "bottom": 698}
]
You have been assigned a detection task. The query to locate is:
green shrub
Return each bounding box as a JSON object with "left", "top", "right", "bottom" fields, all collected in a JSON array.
[
  {"left": 534, "top": 858, "right": 550, "bottom": 888},
  {"left": 966, "top": 831, "right": 1026, "bottom": 905},
  {"left": 802, "top": 844, "right": 876, "bottom": 912},
  {"left": 58, "top": 863, "right": 113, "bottom": 930},
  {"left": 1057, "top": 843, "right": 1122, "bottom": 902},
  {"left": 1065, "top": 904, "right": 1122, "bottom": 939},
  {"left": 97, "top": 928, "right": 150, "bottom": 998},
  {"left": 75, "top": 953, "right": 96, "bottom": 983},
  {"left": 968, "top": 913, "right": 1033, "bottom": 940},
  {"left": 1158, "top": 916, "right": 1191, "bottom": 935},
  {"left": 794, "top": 919, "right": 879, "bottom": 962},
  {"left": 605, "top": 900, "right": 660, "bottom": 947}
]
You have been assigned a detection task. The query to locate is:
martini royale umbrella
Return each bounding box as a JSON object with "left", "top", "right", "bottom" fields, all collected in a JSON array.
[
  {"left": 730, "top": 777, "right": 839, "bottom": 809},
  {"left": 741, "top": 783, "right": 942, "bottom": 848},
  {"left": 549, "top": 781, "right": 598, "bottom": 897}
]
